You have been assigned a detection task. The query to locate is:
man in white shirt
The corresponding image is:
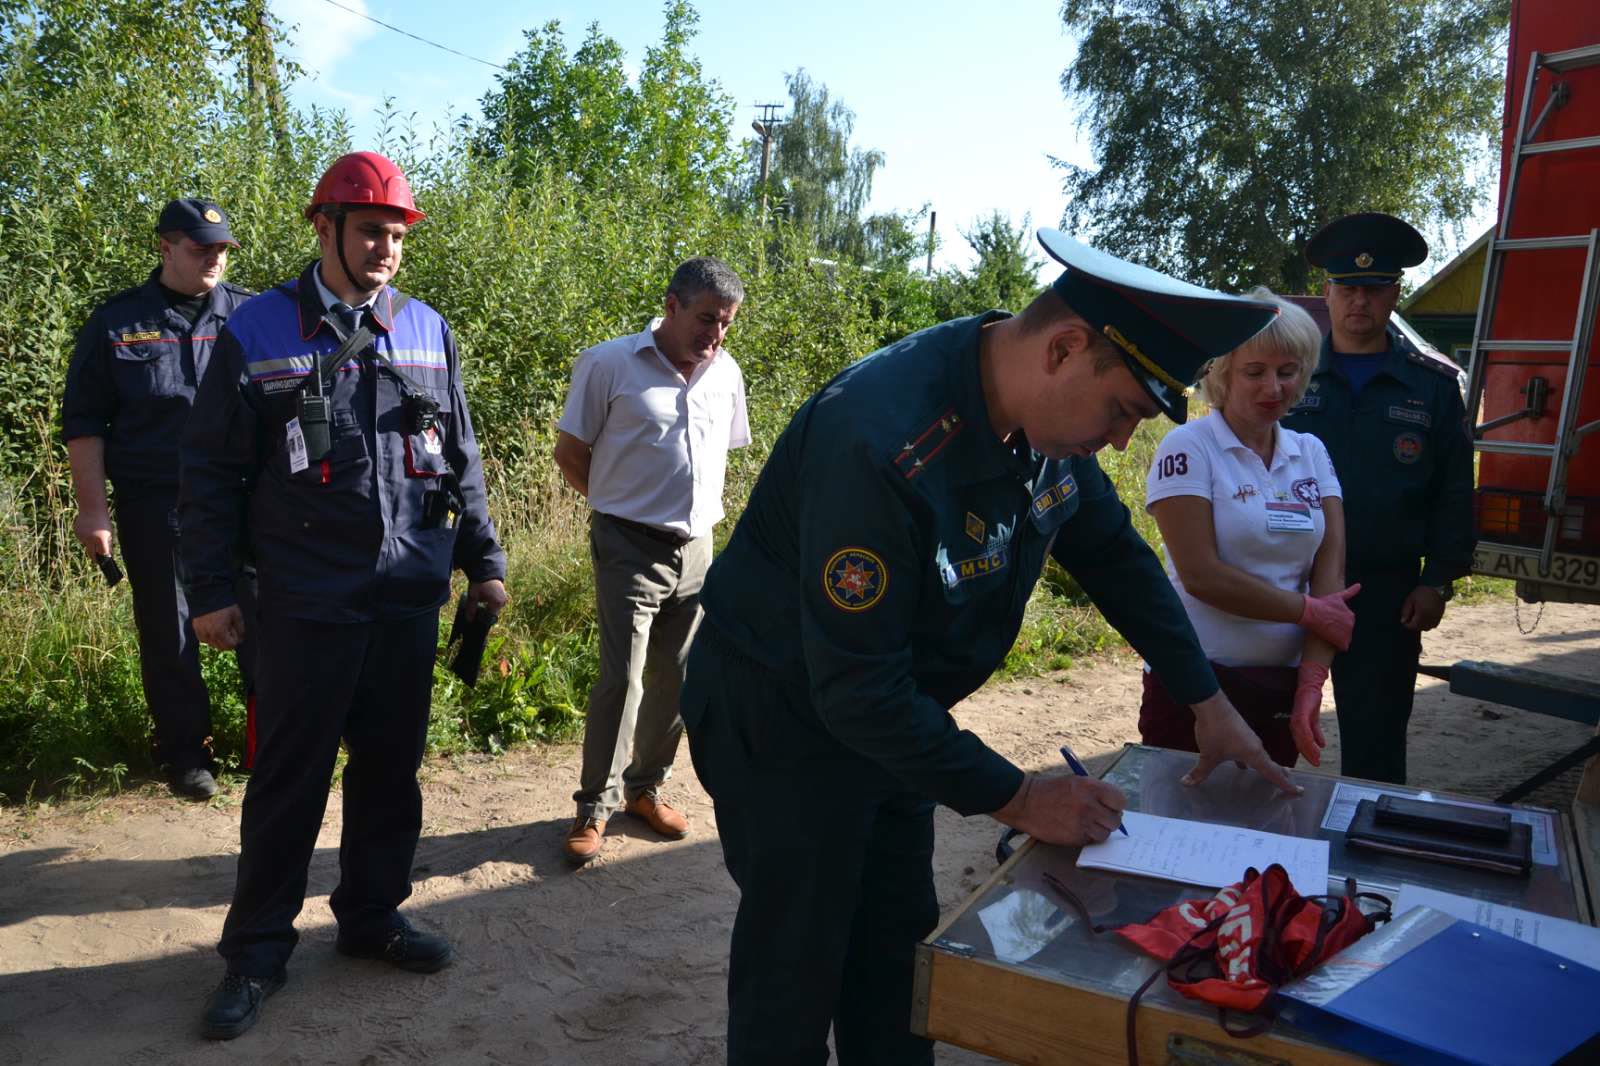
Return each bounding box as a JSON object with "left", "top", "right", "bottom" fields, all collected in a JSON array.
[{"left": 554, "top": 257, "right": 750, "bottom": 865}]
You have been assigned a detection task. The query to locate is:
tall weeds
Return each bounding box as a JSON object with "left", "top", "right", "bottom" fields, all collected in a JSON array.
[{"left": 1, "top": 0, "right": 1350, "bottom": 800}]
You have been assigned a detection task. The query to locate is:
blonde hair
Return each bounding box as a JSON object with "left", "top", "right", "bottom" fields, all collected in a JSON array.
[{"left": 1197, "top": 287, "right": 1321, "bottom": 410}]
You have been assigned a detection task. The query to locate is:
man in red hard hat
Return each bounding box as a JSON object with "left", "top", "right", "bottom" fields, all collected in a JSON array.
[{"left": 180, "top": 152, "right": 508, "bottom": 1040}]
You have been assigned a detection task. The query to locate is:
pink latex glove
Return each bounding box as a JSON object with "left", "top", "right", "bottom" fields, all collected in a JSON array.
[
  {"left": 1292, "top": 662, "right": 1330, "bottom": 766},
  {"left": 1298, "top": 584, "right": 1361, "bottom": 650}
]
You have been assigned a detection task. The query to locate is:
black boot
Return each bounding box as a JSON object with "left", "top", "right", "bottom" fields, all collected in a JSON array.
[
  {"left": 200, "top": 970, "right": 285, "bottom": 1040},
  {"left": 336, "top": 918, "right": 454, "bottom": 973},
  {"left": 168, "top": 766, "right": 218, "bottom": 801}
]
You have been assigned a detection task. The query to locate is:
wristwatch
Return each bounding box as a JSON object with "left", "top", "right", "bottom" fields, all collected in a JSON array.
[{"left": 1429, "top": 582, "right": 1455, "bottom": 602}]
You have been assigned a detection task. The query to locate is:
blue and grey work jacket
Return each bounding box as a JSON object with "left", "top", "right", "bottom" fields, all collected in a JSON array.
[
  {"left": 178, "top": 261, "right": 505, "bottom": 623},
  {"left": 60, "top": 269, "right": 253, "bottom": 501}
]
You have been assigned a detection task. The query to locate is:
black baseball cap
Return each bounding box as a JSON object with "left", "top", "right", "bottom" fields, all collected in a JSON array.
[{"left": 154, "top": 198, "right": 238, "bottom": 247}]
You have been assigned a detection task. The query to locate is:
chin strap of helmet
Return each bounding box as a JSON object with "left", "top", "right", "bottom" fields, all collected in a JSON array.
[{"left": 321, "top": 206, "right": 365, "bottom": 299}]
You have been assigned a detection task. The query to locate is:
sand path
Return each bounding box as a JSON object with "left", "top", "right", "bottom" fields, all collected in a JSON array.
[{"left": 2, "top": 599, "right": 1595, "bottom": 1063}]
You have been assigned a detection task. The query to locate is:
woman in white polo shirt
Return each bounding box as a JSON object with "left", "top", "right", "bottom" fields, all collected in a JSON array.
[{"left": 1141, "top": 290, "right": 1359, "bottom": 767}]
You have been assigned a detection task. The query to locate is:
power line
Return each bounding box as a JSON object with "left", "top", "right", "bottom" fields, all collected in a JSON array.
[{"left": 315, "top": 0, "right": 508, "bottom": 71}]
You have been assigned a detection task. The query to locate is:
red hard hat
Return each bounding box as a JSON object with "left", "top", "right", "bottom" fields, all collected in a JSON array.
[{"left": 304, "top": 151, "right": 425, "bottom": 224}]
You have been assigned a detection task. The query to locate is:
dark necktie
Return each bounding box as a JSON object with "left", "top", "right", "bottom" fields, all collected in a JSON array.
[{"left": 330, "top": 301, "right": 364, "bottom": 337}]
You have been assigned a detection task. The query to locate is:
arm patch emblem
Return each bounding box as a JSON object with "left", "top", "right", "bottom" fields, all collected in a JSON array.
[{"left": 823, "top": 547, "right": 888, "bottom": 612}]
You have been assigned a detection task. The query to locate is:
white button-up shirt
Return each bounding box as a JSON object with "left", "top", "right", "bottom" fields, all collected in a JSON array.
[
  {"left": 558, "top": 319, "right": 750, "bottom": 538},
  {"left": 1145, "top": 410, "right": 1342, "bottom": 667}
]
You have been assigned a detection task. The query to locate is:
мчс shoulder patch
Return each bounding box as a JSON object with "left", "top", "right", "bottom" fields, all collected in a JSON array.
[{"left": 823, "top": 547, "right": 888, "bottom": 612}]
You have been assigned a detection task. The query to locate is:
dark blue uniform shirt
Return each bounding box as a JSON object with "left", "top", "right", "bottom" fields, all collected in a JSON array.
[
  {"left": 1282, "top": 329, "right": 1475, "bottom": 585},
  {"left": 61, "top": 269, "right": 252, "bottom": 500},
  {"left": 699, "top": 313, "right": 1216, "bottom": 816},
  {"left": 178, "top": 262, "right": 506, "bottom": 623}
]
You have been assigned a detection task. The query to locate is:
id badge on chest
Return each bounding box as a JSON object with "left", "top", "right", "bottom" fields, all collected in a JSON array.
[
  {"left": 285, "top": 416, "right": 309, "bottom": 473},
  {"left": 1264, "top": 500, "right": 1314, "bottom": 533}
]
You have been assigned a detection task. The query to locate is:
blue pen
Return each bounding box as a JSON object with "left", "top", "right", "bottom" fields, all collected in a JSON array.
[{"left": 1060, "top": 744, "right": 1129, "bottom": 836}]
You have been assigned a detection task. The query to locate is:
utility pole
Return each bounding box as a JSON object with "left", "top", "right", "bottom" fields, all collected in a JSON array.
[
  {"left": 751, "top": 102, "right": 784, "bottom": 221},
  {"left": 926, "top": 210, "right": 937, "bottom": 277},
  {"left": 244, "top": 0, "right": 293, "bottom": 166}
]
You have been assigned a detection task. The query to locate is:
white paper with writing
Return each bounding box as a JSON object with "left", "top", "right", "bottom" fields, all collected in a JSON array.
[
  {"left": 1395, "top": 883, "right": 1600, "bottom": 972},
  {"left": 1076, "top": 810, "right": 1331, "bottom": 896}
]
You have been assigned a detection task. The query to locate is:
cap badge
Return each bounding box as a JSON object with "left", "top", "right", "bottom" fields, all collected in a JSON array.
[
  {"left": 1354, "top": 252, "right": 1373, "bottom": 268},
  {"left": 203, "top": 208, "right": 222, "bottom": 223}
]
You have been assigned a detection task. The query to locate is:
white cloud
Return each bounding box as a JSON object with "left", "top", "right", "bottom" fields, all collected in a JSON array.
[{"left": 270, "top": 0, "right": 380, "bottom": 80}]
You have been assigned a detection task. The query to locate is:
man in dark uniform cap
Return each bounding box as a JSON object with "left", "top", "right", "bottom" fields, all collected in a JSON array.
[
  {"left": 180, "top": 152, "right": 508, "bottom": 1039},
  {"left": 681, "top": 228, "right": 1302, "bottom": 1064},
  {"left": 60, "top": 198, "right": 257, "bottom": 800},
  {"left": 1283, "top": 212, "right": 1475, "bottom": 783}
]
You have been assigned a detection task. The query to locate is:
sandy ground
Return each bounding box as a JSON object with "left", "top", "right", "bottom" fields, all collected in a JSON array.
[{"left": 1, "top": 599, "right": 1596, "bottom": 1064}]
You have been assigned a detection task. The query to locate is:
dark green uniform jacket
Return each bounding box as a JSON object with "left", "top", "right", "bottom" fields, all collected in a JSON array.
[
  {"left": 1282, "top": 329, "right": 1475, "bottom": 585},
  {"left": 697, "top": 312, "right": 1216, "bottom": 818}
]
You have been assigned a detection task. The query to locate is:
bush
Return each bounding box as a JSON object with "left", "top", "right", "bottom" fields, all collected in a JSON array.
[{"left": 0, "top": 0, "right": 1172, "bottom": 797}]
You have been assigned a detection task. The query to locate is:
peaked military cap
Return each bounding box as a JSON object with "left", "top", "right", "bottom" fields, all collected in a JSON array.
[
  {"left": 1305, "top": 212, "right": 1426, "bottom": 287},
  {"left": 155, "top": 198, "right": 238, "bottom": 247},
  {"left": 1037, "top": 228, "right": 1279, "bottom": 424}
]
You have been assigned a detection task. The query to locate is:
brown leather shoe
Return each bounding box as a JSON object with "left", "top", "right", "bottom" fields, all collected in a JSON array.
[
  {"left": 625, "top": 792, "right": 690, "bottom": 839},
  {"left": 563, "top": 816, "right": 606, "bottom": 866}
]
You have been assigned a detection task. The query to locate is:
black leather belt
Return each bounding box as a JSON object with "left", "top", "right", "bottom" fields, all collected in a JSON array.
[{"left": 597, "top": 512, "right": 693, "bottom": 548}]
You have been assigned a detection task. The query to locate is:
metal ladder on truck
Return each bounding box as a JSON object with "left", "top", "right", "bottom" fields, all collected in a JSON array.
[
  {"left": 1441, "top": 42, "right": 1600, "bottom": 805},
  {"left": 1464, "top": 42, "right": 1600, "bottom": 586}
]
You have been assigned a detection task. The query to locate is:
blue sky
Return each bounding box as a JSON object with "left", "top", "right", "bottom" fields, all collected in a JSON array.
[
  {"left": 268, "top": 0, "right": 1488, "bottom": 280},
  {"left": 269, "top": 0, "right": 1090, "bottom": 273}
]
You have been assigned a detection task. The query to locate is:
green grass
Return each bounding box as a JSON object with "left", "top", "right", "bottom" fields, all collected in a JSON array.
[{"left": 0, "top": 406, "right": 1506, "bottom": 804}]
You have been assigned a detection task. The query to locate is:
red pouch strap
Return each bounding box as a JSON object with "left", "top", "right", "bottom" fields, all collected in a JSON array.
[{"left": 1111, "top": 865, "right": 1391, "bottom": 1066}]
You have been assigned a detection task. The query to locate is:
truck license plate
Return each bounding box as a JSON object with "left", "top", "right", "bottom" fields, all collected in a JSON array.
[{"left": 1473, "top": 546, "right": 1600, "bottom": 590}]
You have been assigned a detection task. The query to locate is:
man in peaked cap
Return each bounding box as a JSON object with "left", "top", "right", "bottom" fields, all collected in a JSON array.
[
  {"left": 61, "top": 197, "right": 257, "bottom": 801},
  {"left": 1283, "top": 212, "right": 1475, "bottom": 784},
  {"left": 679, "top": 228, "right": 1301, "bottom": 1064}
]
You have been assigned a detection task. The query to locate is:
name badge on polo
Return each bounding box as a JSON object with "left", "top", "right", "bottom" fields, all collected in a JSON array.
[{"left": 1264, "top": 500, "right": 1314, "bottom": 533}]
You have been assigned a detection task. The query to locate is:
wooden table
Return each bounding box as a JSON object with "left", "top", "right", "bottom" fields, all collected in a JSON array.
[{"left": 913, "top": 745, "right": 1593, "bottom": 1065}]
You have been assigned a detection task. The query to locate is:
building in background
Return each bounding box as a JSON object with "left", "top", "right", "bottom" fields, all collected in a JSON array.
[{"left": 1399, "top": 228, "right": 1493, "bottom": 366}]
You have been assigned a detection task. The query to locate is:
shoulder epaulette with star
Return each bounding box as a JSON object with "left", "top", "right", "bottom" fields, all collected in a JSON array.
[
  {"left": 892, "top": 407, "right": 965, "bottom": 480},
  {"left": 1404, "top": 347, "right": 1463, "bottom": 380}
]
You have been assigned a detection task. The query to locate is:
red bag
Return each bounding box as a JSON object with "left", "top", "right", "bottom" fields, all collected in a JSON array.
[{"left": 1117, "top": 863, "right": 1388, "bottom": 1013}]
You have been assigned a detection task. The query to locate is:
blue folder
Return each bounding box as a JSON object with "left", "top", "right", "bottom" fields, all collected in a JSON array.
[{"left": 1276, "top": 907, "right": 1600, "bottom": 1066}]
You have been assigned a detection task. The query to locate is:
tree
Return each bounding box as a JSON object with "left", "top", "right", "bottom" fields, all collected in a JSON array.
[
  {"left": 1055, "top": 0, "right": 1508, "bottom": 292},
  {"left": 963, "top": 212, "right": 1044, "bottom": 310},
  {"left": 930, "top": 212, "right": 1045, "bottom": 320},
  {"left": 474, "top": 2, "right": 737, "bottom": 203},
  {"left": 748, "top": 69, "right": 907, "bottom": 264},
  {"left": 473, "top": 21, "right": 635, "bottom": 191}
]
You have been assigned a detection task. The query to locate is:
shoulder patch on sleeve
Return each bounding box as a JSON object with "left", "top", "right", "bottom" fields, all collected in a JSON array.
[{"left": 822, "top": 547, "right": 889, "bottom": 611}]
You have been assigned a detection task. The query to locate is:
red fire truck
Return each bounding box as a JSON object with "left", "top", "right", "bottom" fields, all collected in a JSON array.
[{"left": 1466, "top": 1, "right": 1600, "bottom": 605}]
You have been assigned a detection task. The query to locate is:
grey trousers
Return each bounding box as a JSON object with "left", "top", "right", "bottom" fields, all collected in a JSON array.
[{"left": 574, "top": 513, "right": 711, "bottom": 821}]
